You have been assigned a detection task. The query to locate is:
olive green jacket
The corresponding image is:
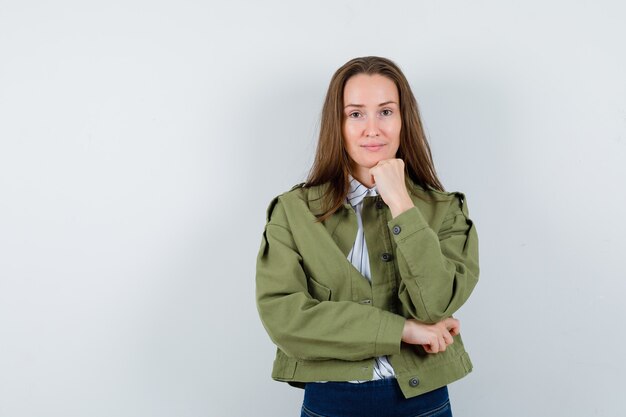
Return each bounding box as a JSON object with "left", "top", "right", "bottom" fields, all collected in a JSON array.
[{"left": 255, "top": 178, "right": 479, "bottom": 398}]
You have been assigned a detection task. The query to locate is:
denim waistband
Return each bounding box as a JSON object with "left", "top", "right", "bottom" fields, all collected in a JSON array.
[{"left": 303, "top": 380, "right": 450, "bottom": 417}]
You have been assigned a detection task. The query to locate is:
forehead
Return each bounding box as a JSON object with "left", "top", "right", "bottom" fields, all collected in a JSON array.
[{"left": 343, "top": 74, "right": 399, "bottom": 104}]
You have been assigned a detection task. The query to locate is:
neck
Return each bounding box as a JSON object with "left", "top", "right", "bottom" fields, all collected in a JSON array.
[
  {"left": 351, "top": 167, "right": 374, "bottom": 188},
  {"left": 351, "top": 164, "right": 376, "bottom": 188}
]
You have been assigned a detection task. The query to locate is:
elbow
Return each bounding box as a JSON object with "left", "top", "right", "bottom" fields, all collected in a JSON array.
[
  {"left": 399, "top": 276, "right": 479, "bottom": 324},
  {"left": 262, "top": 325, "right": 321, "bottom": 360},
  {"left": 407, "top": 308, "right": 449, "bottom": 324},
  {"left": 256, "top": 300, "right": 315, "bottom": 360},
  {"left": 420, "top": 312, "right": 449, "bottom": 325}
]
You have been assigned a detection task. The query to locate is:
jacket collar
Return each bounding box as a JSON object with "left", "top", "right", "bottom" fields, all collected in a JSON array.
[{"left": 346, "top": 175, "right": 378, "bottom": 207}]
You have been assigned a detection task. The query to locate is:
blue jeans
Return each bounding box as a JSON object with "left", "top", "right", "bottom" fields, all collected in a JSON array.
[{"left": 300, "top": 378, "right": 452, "bottom": 417}]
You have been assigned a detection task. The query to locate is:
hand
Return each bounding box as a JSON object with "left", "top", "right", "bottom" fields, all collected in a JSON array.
[
  {"left": 401, "top": 317, "right": 460, "bottom": 354},
  {"left": 369, "top": 159, "right": 414, "bottom": 218}
]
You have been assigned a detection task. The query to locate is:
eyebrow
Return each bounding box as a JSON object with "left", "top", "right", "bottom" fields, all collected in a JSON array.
[{"left": 344, "top": 101, "right": 398, "bottom": 109}]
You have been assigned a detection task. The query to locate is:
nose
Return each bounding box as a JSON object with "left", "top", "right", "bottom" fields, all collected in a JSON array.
[{"left": 365, "top": 117, "right": 380, "bottom": 137}]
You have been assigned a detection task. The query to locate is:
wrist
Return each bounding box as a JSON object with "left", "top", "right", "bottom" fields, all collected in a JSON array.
[
  {"left": 389, "top": 197, "right": 414, "bottom": 218},
  {"left": 401, "top": 319, "right": 413, "bottom": 342}
]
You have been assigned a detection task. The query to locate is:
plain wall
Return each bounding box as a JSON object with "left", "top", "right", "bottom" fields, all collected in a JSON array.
[{"left": 1, "top": 1, "right": 625, "bottom": 416}]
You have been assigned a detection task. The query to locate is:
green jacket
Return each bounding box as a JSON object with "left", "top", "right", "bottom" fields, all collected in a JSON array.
[{"left": 255, "top": 178, "right": 479, "bottom": 398}]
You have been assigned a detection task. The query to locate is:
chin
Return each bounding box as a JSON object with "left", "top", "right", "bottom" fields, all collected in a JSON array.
[
  {"left": 350, "top": 154, "right": 393, "bottom": 173},
  {"left": 354, "top": 160, "right": 377, "bottom": 169},
  {"left": 365, "top": 155, "right": 391, "bottom": 166}
]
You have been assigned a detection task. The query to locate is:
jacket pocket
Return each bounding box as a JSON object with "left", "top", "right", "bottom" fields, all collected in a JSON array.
[{"left": 306, "top": 275, "right": 332, "bottom": 301}]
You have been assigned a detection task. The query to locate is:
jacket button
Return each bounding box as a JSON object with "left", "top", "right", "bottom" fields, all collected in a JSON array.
[
  {"left": 409, "top": 377, "right": 419, "bottom": 387},
  {"left": 375, "top": 200, "right": 384, "bottom": 209},
  {"left": 392, "top": 225, "right": 401, "bottom": 235},
  {"left": 381, "top": 253, "right": 393, "bottom": 262}
]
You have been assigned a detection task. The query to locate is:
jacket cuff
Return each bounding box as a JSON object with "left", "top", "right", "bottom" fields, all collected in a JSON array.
[
  {"left": 387, "top": 206, "right": 429, "bottom": 240},
  {"left": 375, "top": 312, "right": 406, "bottom": 356}
]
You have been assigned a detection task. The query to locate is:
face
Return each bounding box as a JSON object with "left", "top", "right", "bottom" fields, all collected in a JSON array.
[{"left": 342, "top": 73, "right": 401, "bottom": 183}]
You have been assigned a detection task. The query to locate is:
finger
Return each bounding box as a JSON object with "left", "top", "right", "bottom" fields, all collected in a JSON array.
[
  {"left": 445, "top": 318, "right": 460, "bottom": 335},
  {"left": 443, "top": 331, "right": 453, "bottom": 346},
  {"left": 439, "top": 336, "right": 446, "bottom": 352},
  {"left": 443, "top": 317, "right": 458, "bottom": 328},
  {"left": 448, "top": 321, "right": 460, "bottom": 336},
  {"left": 448, "top": 320, "right": 461, "bottom": 336},
  {"left": 429, "top": 337, "right": 439, "bottom": 353},
  {"left": 449, "top": 326, "right": 459, "bottom": 337}
]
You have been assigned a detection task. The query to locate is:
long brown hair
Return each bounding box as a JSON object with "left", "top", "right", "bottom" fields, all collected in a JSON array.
[{"left": 305, "top": 56, "right": 445, "bottom": 222}]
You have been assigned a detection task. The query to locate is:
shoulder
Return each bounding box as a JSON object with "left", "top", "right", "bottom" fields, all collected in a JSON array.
[
  {"left": 406, "top": 179, "right": 470, "bottom": 217},
  {"left": 263, "top": 182, "right": 323, "bottom": 223}
]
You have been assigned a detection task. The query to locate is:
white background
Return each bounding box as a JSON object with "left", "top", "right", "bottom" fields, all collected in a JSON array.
[{"left": 1, "top": 1, "right": 625, "bottom": 416}]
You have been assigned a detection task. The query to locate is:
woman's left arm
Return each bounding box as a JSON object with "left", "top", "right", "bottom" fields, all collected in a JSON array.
[
  {"left": 371, "top": 159, "right": 480, "bottom": 324},
  {"left": 389, "top": 193, "right": 479, "bottom": 324}
]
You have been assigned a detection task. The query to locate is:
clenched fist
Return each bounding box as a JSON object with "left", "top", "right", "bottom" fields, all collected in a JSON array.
[{"left": 369, "top": 159, "right": 415, "bottom": 218}]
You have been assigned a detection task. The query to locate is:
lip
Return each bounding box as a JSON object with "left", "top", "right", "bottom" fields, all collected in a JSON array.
[{"left": 361, "top": 143, "right": 386, "bottom": 151}]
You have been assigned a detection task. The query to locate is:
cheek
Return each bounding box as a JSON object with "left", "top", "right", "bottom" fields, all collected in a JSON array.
[
  {"left": 384, "top": 123, "right": 401, "bottom": 154},
  {"left": 343, "top": 126, "right": 363, "bottom": 155},
  {"left": 381, "top": 126, "right": 400, "bottom": 145},
  {"left": 343, "top": 123, "right": 359, "bottom": 141},
  {"left": 388, "top": 120, "right": 402, "bottom": 142},
  {"left": 342, "top": 127, "right": 353, "bottom": 150}
]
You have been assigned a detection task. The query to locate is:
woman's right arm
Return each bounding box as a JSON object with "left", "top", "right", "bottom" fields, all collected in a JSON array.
[{"left": 256, "top": 197, "right": 456, "bottom": 361}]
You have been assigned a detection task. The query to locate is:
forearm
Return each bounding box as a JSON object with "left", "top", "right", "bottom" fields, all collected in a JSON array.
[
  {"left": 389, "top": 195, "right": 480, "bottom": 323},
  {"left": 257, "top": 292, "right": 405, "bottom": 361}
]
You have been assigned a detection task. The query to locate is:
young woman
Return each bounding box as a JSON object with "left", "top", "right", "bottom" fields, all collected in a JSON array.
[{"left": 256, "top": 56, "right": 479, "bottom": 417}]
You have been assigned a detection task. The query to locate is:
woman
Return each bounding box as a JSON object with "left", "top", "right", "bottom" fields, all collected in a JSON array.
[{"left": 256, "top": 56, "right": 479, "bottom": 417}]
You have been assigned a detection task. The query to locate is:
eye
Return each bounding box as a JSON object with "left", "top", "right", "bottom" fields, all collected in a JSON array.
[
  {"left": 348, "top": 111, "right": 362, "bottom": 118},
  {"left": 381, "top": 109, "right": 393, "bottom": 116}
]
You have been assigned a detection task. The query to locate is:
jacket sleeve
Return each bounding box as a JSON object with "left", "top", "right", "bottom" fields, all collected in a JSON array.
[
  {"left": 388, "top": 192, "right": 479, "bottom": 324},
  {"left": 255, "top": 197, "right": 406, "bottom": 361}
]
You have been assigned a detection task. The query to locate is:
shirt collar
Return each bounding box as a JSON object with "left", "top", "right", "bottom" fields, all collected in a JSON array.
[{"left": 347, "top": 174, "right": 378, "bottom": 207}]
